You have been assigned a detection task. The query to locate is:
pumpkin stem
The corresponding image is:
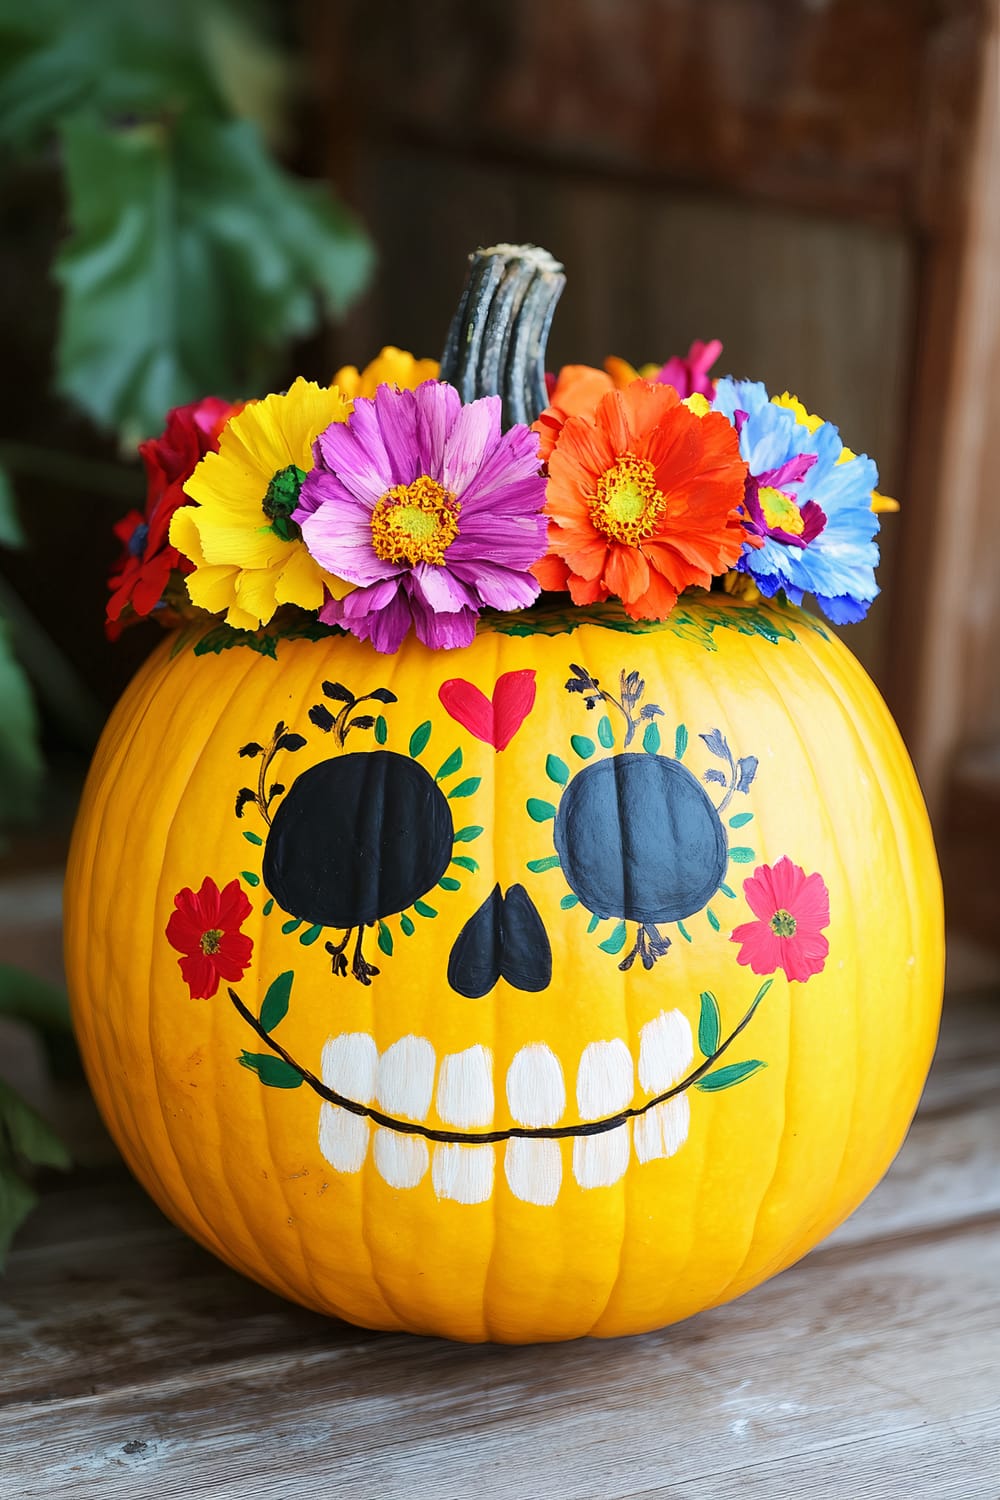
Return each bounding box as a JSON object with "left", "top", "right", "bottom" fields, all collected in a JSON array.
[{"left": 439, "top": 243, "right": 566, "bottom": 427}]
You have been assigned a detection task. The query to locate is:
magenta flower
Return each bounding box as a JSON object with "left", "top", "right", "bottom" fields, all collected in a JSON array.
[
  {"left": 730, "top": 856, "right": 831, "bottom": 984},
  {"left": 294, "top": 381, "right": 548, "bottom": 653},
  {"left": 656, "top": 338, "right": 723, "bottom": 399}
]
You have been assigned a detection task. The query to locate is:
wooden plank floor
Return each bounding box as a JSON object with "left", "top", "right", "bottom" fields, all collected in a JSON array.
[{"left": 1, "top": 899, "right": 998, "bottom": 1498}]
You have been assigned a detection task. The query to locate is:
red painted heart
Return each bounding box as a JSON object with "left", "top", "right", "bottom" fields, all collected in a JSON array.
[{"left": 438, "top": 670, "right": 537, "bottom": 752}]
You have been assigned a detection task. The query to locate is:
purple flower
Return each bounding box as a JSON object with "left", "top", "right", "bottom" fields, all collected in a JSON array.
[{"left": 295, "top": 381, "right": 548, "bottom": 653}]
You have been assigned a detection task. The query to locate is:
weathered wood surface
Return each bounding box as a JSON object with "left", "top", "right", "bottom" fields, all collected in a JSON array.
[{"left": 1, "top": 992, "right": 997, "bottom": 1499}]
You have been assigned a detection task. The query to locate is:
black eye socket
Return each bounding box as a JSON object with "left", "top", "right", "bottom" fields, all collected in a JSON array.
[{"left": 448, "top": 884, "right": 552, "bottom": 999}]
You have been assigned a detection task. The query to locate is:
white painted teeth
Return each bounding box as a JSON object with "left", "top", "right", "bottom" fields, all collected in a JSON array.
[
  {"left": 635, "top": 1010, "right": 695, "bottom": 1161},
  {"left": 317, "top": 1017, "right": 697, "bottom": 1199}
]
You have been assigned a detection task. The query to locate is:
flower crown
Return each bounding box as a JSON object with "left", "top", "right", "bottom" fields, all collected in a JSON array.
[{"left": 107, "top": 244, "right": 894, "bottom": 654}]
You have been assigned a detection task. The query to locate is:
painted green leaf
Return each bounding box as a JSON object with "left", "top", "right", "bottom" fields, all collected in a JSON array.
[
  {"left": 560, "top": 893, "right": 579, "bottom": 909},
  {"left": 259, "top": 971, "right": 294, "bottom": 1033},
  {"left": 242, "top": 830, "right": 263, "bottom": 846},
  {"left": 438, "top": 876, "right": 461, "bottom": 892},
  {"left": 719, "top": 883, "right": 736, "bottom": 899},
  {"left": 706, "top": 907, "right": 721, "bottom": 932},
  {"left": 729, "top": 847, "right": 755, "bottom": 863},
  {"left": 526, "top": 855, "right": 561, "bottom": 873},
  {"left": 696, "top": 1059, "right": 767, "bottom": 1092},
  {"left": 409, "top": 721, "right": 432, "bottom": 758},
  {"left": 546, "top": 754, "right": 569, "bottom": 785},
  {"left": 238, "top": 1052, "right": 303, "bottom": 1090},
  {"left": 400, "top": 913, "right": 415, "bottom": 937},
  {"left": 674, "top": 724, "right": 688, "bottom": 760},
  {"left": 281, "top": 918, "right": 302, "bottom": 935},
  {"left": 377, "top": 921, "right": 393, "bottom": 956},
  {"left": 451, "top": 855, "right": 479, "bottom": 873},
  {"left": 642, "top": 721, "right": 661, "bottom": 755},
  {"left": 240, "top": 870, "right": 260, "bottom": 887},
  {"left": 677, "top": 920, "right": 692, "bottom": 943},
  {"left": 597, "top": 715, "right": 614, "bottom": 749},
  {"left": 698, "top": 990, "right": 721, "bottom": 1057},
  {"left": 570, "top": 735, "right": 595, "bottom": 759},
  {"left": 262, "top": 898, "right": 274, "bottom": 916},
  {"left": 448, "top": 777, "right": 481, "bottom": 799},
  {"left": 729, "top": 812, "right": 754, "bottom": 828},
  {"left": 586, "top": 913, "right": 600, "bottom": 934},
  {"left": 598, "top": 920, "right": 628, "bottom": 955},
  {"left": 453, "top": 825, "right": 483, "bottom": 842},
  {"left": 299, "top": 924, "right": 323, "bottom": 946},
  {"left": 526, "top": 799, "right": 556, "bottom": 823},
  {"left": 414, "top": 900, "right": 437, "bottom": 918},
  {"left": 753, "top": 978, "right": 775, "bottom": 1006},
  {"left": 374, "top": 715, "right": 387, "bottom": 745},
  {"left": 435, "top": 747, "right": 463, "bottom": 781}
]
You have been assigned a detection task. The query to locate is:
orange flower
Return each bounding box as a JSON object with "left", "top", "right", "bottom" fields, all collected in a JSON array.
[{"left": 533, "top": 380, "right": 751, "bottom": 620}]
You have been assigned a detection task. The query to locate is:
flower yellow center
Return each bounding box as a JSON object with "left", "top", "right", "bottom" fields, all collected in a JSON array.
[
  {"left": 200, "top": 928, "right": 224, "bottom": 955},
  {"left": 758, "top": 486, "right": 804, "bottom": 536},
  {"left": 770, "top": 909, "right": 797, "bottom": 938},
  {"left": 591, "top": 456, "right": 666, "bottom": 545},
  {"left": 370, "top": 476, "right": 461, "bottom": 565}
]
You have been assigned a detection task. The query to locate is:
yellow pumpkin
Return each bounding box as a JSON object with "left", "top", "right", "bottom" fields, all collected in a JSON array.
[{"left": 65, "top": 594, "right": 942, "bottom": 1341}]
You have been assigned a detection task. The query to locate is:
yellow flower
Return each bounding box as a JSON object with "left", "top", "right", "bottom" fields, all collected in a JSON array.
[
  {"left": 332, "top": 346, "right": 439, "bottom": 399},
  {"left": 603, "top": 355, "right": 662, "bottom": 388},
  {"left": 773, "top": 392, "right": 898, "bottom": 514},
  {"left": 171, "top": 378, "right": 354, "bottom": 631}
]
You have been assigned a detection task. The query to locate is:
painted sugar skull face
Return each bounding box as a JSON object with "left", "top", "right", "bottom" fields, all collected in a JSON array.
[{"left": 166, "top": 613, "right": 831, "bottom": 1209}]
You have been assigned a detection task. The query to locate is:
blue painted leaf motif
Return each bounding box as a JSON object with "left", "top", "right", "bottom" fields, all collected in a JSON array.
[
  {"left": 546, "top": 754, "right": 570, "bottom": 785},
  {"left": 701, "top": 728, "right": 729, "bottom": 760},
  {"left": 704, "top": 768, "right": 727, "bottom": 786},
  {"left": 377, "top": 921, "right": 393, "bottom": 956},
  {"left": 729, "top": 847, "right": 755, "bottom": 863},
  {"left": 239, "top": 1052, "right": 303, "bottom": 1089},
  {"left": 448, "top": 777, "right": 481, "bottom": 799},
  {"left": 527, "top": 855, "right": 561, "bottom": 873},
  {"left": 598, "top": 920, "right": 628, "bottom": 954},
  {"left": 696, "top": 1059, "right": 767, "bottom": 1091},
  {"left": 597, "top": 715, "right": 614, "bottom": 749},
  {"left": 409, "top": 721, "right": 432, "bottom": 757},
  {"left": 642, "top": 721, "right": 661, "bottom": 755},
  {"left": 260, "top": 971, "right": 294, "bottom": 1032},
  {"left": 454, "top": 825, "right": 484, "bottom": 842},
  {"left": 674, "top": 724, "right": 688, "bottom": 760},
  {"left": 570, "top": 735, "right": 595, "bottom": 759},
  {"left": 729, "top": 812, "right": 754, "bottom": 828},
  {"left": 435, "top": 748, "right": 463, "bottom": 781},
  {"left": 736, "top": 756, "right": 759, "bottom": 794},
  {"left": 698, "top": 990, "right": 721, "bottom": 1056},
  {"left": 374, "top": 715, "right": 388, "bottom": 745},
  {"left": 526, "top": 799, "right": 556, "bottom": 822}
]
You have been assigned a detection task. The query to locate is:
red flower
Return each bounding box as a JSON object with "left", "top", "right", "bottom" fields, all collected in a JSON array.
[
  {"left": 532, "top": 380, "right": 750, "bottom": 621},
  {"left": 731, "top": 857, "right": 830, "bottom": 984},
  {"left": 107, "top": 396, "right": 240, "bottom": 637},
  {"left": 166, "top": 876, "right": 253, "bottom": 999}
]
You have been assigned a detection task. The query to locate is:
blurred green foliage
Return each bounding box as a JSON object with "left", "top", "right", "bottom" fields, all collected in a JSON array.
[{"left": 0, "top": 0, "right": 374, "bottom": 441}]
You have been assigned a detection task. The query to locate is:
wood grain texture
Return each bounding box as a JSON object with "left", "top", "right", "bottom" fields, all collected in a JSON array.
[{"left": 2, "top": 994, "right": 997, "bottom": 1499}]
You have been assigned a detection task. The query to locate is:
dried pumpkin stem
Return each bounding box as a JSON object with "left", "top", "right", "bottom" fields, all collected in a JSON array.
[{"left": 439, "top": 243, "right": 566, "bottom": 427}]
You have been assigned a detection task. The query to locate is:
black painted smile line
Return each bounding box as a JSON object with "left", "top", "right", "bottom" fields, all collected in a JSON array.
[{"left": 228, "top": 982, "right": 771, "bottom": 1146}]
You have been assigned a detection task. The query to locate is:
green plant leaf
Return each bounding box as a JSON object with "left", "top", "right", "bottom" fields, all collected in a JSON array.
[
  {"left": 374, "top": 714, "right": 387, "bottom": 745},
  {"left": 240, "top": 869, "right": 260, "bottom": 886},
  {"left": 729, "top": 847, "right": 755, "bottom": 863},
  {"left": 377, "top": 921, "right": 393, "bottom": 956},
  {"left": 298, "top": 924, "right": 322, "bottom": 946},
  {"left": 545, "top": 754, "right": 569, "bottom": 785},
  {"left": 447, "top": 777, "right": 480, "bottom": 799},
  {"left": 642, "top": 721, "right": 661, "bottom": 755},
  {"left": 597, "top": 715, "right": 614, "bottom": 749},
  {"left": 526, "top": 855, "right": 560, "bottom": 873},
  {"left": 53, "top": 112, "right": 372, "bottom": 438},
  {"left": 526, "top": 799, "right": 556, "bottom": 823},
  {"left": 0, "top": 619, "right": 42, "bottom": 836},
  {"left": 560, "top": 893, "right": 579, "bottom": 909},
  {"left": 399, "top": 913, "right": 415, "bottom": 936},
  {"left": 451, "top": 855, "right": 479, "bottom": 873},
  {"left": 696, "top": 1059, "right": 767, "bottom": 1092},
  {"left": 0, "top": 964, "right": 70, "bottom": 1034},
  {"left": 598, "top": 921, "right": 627, "bottom": 955},
  {"left": 281, "top": 917, "right": 302, "bottom": 935},
  {"left": 570, "top": 735, "right": 594, "bottom": 759},
  {"left": 438, "top": 876, "right": 461, "bottom": 892},
  {"left": 0, "top": 465, "right": 24, "bottom": 548},
  {"left": 242, "top": 830, "right": 263, "bottom": 846},
  {"left": 0, "top": 1166, "right": 37, "bottom": 1264},
  {"left": 0, "top": 1077, "right": 71, "bottom": 1170},
  {"left": 729, "top": 812, "right": 754, "bottom": 828},
  {"left": 414, "top": 900, "right": 437, "bottom": 918},
  {"left": 238, "top": 1051, "right": 303, "bottom": 1089},
  {"left": 674, "top": 724, "right": 688, "bottom": 760},
  {"left": 453, "top": 825, "right": 483, "bottom": 842},
  {"left": 697, "top": 991, "right": 721, "bottom": 1057},
  {"left": 435, "top": 747, "right": 462, "bottom": 781},
  {"left": 259, "top": 970, "right": 293, "bottom": 1033},
  {"left": 706, "top": 906, "right": 721, "bottom": 932},
  {"left": 409, "top": 721, "right": 431, "bottom": 758}
]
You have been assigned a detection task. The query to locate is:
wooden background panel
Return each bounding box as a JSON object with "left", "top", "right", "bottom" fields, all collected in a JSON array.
[{"left": 338, "top": 150, "right": 913, "bottom": 681}]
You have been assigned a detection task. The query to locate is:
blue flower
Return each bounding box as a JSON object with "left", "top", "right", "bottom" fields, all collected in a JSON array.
[{"left": 713, "top": 378, "right": 881, "bottom": 624}]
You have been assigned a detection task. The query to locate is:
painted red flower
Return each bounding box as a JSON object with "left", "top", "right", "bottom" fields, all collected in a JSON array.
[
  {"left": 166, "top": 877, "right": 253, "bottom": 999},
  {"left": 107, "top": 396, "right": 240, "bottom": 637},
  {"left": 731, "top": 857, "right": 830, "bottom": 983}
]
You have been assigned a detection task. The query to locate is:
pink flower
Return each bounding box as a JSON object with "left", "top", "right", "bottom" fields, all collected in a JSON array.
[
  {"left": 730, "top": 857, "right": 830, "bottom": 983},
  {"left": 656, "top": 339, "right": 723, "bottom": 400}
]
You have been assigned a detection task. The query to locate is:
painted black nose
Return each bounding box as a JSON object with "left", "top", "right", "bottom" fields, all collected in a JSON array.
[{"left": 448, "top": 883, "right": 552, "bottom": 999}]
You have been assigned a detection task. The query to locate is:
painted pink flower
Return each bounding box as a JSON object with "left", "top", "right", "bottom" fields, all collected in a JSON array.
[
  {"left": 166, "top": 877, "right": 253, "bottom": 999},
  {"left": 294, "top": 381, "right": 548, "bottom": 653},
  {"left": 730, "top": 857, "right": 830, "bottom": 983}
]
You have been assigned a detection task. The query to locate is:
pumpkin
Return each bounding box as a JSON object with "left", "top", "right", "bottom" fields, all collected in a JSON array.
[{"left": 64, "top": 591, "right": 943, "bottom": 1342}]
